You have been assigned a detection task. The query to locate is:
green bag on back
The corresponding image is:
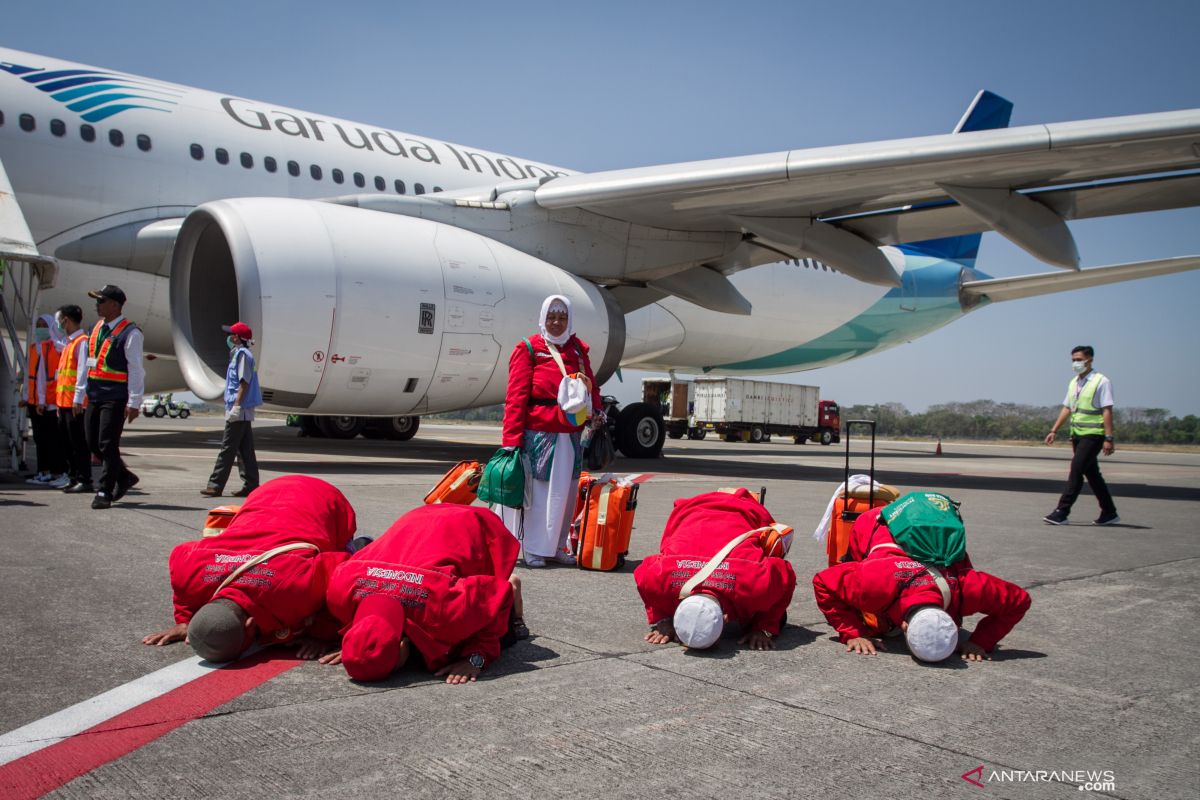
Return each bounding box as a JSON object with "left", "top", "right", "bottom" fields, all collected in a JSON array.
[
  {"left": 881, "top": 491, "right": 966, "bottom": 568},
  {"left": 478, "top": 447, "right": 525, "bottom": 508}
]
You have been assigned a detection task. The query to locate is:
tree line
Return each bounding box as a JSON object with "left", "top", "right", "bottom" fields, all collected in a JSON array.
[
  {"left": 430, "top": 399, "right": 1199, "bottom": 444},
  {"left": 839, "top": 400, "right": 1199, "bottom": 444}
]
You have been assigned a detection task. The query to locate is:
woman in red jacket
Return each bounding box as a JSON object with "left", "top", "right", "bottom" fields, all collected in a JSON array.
[{"left": 498, "top": 295, "right": 603, "bottom": 567}]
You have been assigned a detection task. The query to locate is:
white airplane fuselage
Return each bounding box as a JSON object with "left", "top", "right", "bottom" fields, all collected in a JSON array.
[{"left": 0, "top": 47, "right": 970, "bottom": 412}]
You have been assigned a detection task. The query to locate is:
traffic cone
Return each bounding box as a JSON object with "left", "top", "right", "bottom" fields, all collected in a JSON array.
[{"left": 935, "top": 438, "right": 943, "bottom": 456}]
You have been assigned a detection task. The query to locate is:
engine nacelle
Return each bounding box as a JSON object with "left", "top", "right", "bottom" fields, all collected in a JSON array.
[{"left": 169, "top": 198, "right": 625, "bottom": 414}]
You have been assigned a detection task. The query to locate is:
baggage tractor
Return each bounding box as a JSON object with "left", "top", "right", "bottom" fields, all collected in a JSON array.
[
  {"left": 202, "top": 504, "right": 242, "bottom": 538},
  {"left": 574, "top": 476, "right": 639, "bottom": 571},
  {"left": 424, "top": 460, "right": 483, "bottom": 505}
]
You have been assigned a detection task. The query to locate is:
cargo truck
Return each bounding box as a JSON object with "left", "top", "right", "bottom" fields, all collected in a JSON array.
[
  {"left": 642, "top": 377, "right": 706, "bottom": 440},
  {"left": 691, "top": 378, "right": 840, "bottom": 444}
]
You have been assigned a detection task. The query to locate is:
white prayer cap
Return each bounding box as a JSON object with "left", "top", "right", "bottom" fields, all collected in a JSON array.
[
  {"left": 905, "top": 606, "right": 958, "bottom": 662},
  {"left": 673, "top": 594, "right": 723, "bottom": 649}
]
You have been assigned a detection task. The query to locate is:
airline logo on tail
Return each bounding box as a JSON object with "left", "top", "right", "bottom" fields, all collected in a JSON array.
[{"left": 0, "top": 61, "right": 180, "bottom": 122}]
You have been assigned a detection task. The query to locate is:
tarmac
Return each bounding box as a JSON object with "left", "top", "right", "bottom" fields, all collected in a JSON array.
[{"left": 1, "top": 416, "right": 1198, "bottom": 799}]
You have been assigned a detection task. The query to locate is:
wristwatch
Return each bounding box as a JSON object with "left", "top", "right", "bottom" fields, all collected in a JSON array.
[
  {"left": 1104, "top": 435, "right": 1114, "bottom": 442},
  {"left": 467, "top": 653, "right": 485, "bottom": 670}
]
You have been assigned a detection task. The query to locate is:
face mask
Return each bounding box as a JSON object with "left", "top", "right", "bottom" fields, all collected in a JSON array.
[
  {"left": 226, "top": 336, "right": 236, "bottom": 349},
  {"left": 35, "top": 328, "right": 50, "bottom": 342},
  {"left": 1072, "top": 360, "right": 1088, "bottom": 374}
]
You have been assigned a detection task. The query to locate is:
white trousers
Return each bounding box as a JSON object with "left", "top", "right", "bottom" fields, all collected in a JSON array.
[{"left": 499, "top": 432, "right": 575, "bottom": 558}]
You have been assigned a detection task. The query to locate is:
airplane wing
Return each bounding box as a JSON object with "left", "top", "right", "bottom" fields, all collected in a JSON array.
[
  {"left": 534, "top": 109, "right": 1200, "bottom": 286},
  {"left": 960, "top": 255, "right": 1200, "bottom": 304}
]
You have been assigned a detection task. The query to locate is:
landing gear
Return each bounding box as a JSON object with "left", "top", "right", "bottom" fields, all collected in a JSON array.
[
  {"left": 317, "top": 415, "right": 366, "bottom": 439},
  {"left": 297, "top": 414, "right": 421, "bottom": 441},
  {"left": 615, "top": 402, "right": 665, "bottom": 459},
  {"left": 369, "top": 415, "right": 420, "bottom": 441}
]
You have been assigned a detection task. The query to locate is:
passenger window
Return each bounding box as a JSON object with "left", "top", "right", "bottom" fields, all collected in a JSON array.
[
  {"left": 332, "top": 168, "right": 344, "bottom": 184},
  {"left": 215, "top": 148, "right": 229, "bottom": 165},
  {"left": 287, "top": 160, "right": 300, "bottom": 177},
  {"left": 433, "top": 186, "right": 443, "bottom": 193},
  {"left": 394, "top": 180, "right": 406, "bottom": 194},
  {"left": 190, "top": 143, "right": 204, "bottom": 160},
  {"left": 374, "top": 176, "right": 385, "bottom": 191},
  {"left": 50, "top": 119, "right": 66, "bottom": 137},
  {"left": 353, "top": 172, "right": 365, "bottom": 188},
  {"left": 109, "top": 129, "right": 124, "bottom": 147},
  {"left": 264, "top": 156, "right": 277, "bottom": 173},
  {"left": 80, "top": 124, "right": 95, "bottom": 142},
  {"left": 137, "top": 134, "right": 151, "bottom": 152},
  {"left": 414, "top": 183, "right": 425, "bottom": 195},
  {"left": 240, "top": 152, "right": 253, "bottom": 168},
  {"left": 310, "top": 164, "right": 322, "bottom": 180},
  {"left": 19, "top": 113, "right": 35, "bottom": 132}
]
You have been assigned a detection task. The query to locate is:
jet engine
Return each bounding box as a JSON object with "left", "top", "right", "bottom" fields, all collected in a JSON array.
[{"left": 169, "top": 198, "right": 625, "bottom": 415}]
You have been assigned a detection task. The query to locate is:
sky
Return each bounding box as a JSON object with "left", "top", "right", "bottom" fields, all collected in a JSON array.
[{"left": 6, "top": 0, "right": 1200, "bottom": 415}]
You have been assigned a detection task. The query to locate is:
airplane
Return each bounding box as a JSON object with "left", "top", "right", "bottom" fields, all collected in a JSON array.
[{"left": 1, "top": 45, "right": 1197, "bottom": 457}]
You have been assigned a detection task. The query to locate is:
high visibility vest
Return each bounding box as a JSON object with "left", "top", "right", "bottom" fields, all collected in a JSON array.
[
  {"left": 1067, "top": 372, "right": 1106, "bottom": 437},
  {"left": 56, "top": 335, "right": 87, "bottom": 409},
  {"left": 87, "top": 318, "right": 134, "bottom": 383},
  {"left": 26, "top": 339, "right": 61, "bottom": 406}
]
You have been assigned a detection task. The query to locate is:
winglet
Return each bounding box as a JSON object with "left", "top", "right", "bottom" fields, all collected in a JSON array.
[{"left": 954, "top": 90, "right": 1013, "bottom": 133}]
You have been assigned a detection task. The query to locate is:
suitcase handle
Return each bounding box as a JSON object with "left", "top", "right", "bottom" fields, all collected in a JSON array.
[{"left": 841, "top": 419, "right": 877, "bottom": 521}]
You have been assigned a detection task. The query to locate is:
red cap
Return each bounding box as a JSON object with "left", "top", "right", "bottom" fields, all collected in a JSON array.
[
  {"left": 222, "top": 322, "right": 253, "bottom": 340},
  {"left": 341, "top": 594, "right": 406, "bottom": 682}
]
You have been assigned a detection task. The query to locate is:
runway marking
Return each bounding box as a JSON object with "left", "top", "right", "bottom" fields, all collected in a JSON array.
[{"left": 0, "top": 650, "right": 301, "bottom": 798}]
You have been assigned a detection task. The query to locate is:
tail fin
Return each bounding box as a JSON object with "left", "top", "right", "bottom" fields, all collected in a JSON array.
[{"left": 900, "top": 90, "right": 1014, "bottom": 265}]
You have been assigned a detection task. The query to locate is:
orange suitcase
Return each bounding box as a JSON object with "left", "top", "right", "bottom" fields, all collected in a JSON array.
[
  {"left": 574, "top": 477, "right": 639, "bottom": 571},
  {"left": 202, "top": 504, "right": 242, "bottom": 538},
  {"left": 424, "top": 460, "right": 483, "bottom": 505}
]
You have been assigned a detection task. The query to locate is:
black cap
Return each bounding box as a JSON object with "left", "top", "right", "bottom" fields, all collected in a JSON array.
[{"left": 88, "top": 284, "right": 127, "bottom": 305}]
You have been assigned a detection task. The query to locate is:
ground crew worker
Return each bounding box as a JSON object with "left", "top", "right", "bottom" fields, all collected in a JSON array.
[
  {"left": 82, "top": 284, "right": 144, "bottom": 509},
  {"left": 55, "top": 305, "right": 93, "bottom": 493},
  {"left": 201, "top": 321, "right": 262, "bottom": 498},
  {"left": 321, "top": 504, "right": 527, "bottom": 684},
  {"left": 812, "top": 506, "right": 1031, "bottom": 662},
  {"left": 142, "top": 475, "right": 357, "bottom": 662},
  {"left": 633, "top": 489, "right": 797, "bottom": 651},
  {"left": 1043, "top": 345, "right": 1119, "bottom": 526},
  {"left": 21, "top": 314, "right": 67, "bottom": 486}
]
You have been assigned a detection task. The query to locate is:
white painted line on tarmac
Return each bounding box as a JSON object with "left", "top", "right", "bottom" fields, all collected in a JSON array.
[{"left": 0, "top": 656, "right": 217, "bottom": 766}]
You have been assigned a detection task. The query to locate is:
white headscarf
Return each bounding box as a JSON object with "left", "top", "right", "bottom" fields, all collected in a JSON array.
[
  {"left": 38, "top": 313, "right": 68, "bottom": 352},
  {"left": 538, "top": 294, "right": 572, "bottom": 346}
]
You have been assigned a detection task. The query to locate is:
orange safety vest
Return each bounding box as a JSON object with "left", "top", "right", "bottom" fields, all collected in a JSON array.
[
  {"left": 87, "top": 318, "right": 133, "bottom": 383},
  {"left": 56, "top": 335, "right": 87, "bottom": 409},
  {"left": 26, "top": 339, "right": 61, "bottom": 406}
]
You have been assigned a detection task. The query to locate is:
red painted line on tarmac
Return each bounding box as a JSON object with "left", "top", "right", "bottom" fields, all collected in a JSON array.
[{"left": 0, "top": 651, "right": 301, "bottom": 799}]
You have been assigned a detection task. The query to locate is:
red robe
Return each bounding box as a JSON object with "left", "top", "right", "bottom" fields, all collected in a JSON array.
[
  {"left": 326, "top": 504, "right": 519, "bottom": 671},
  {"left": 501, "top": 333, "right": 603, "bottom": 447},
  {"left": 812, "top": 513, "right": 1030, "bottom": 652},
  {"left": 633, "top": 489, "right": 797, "bottom": 636},
  {"left": 168, "top": 476, "right": 356, "bottom": 643}
]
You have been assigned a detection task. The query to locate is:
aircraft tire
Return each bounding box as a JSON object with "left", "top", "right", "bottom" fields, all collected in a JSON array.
[
  {"left": 298, "top": 415, "right": 324, "bottom": 437},
  {"left": 317, "top": 415, "right": 366, "bottom": 439},
  {"left": 616, "top": 402, "right": 665, "bottom": 458},
  {"left": 380, "top": 415, "right": 421, "bottom": 441}
]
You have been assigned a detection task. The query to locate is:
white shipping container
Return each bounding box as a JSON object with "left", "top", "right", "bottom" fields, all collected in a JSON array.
[{"left": 693, "top": 378, "right": 820, "bottom": 427}]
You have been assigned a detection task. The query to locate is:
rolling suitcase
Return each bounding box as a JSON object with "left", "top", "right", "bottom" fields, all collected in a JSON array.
[
  {"left": 202, "top": 504, "right": 242, "bottom": 538},
  {"left": 424, "top": 460, "right": 483, "bottom": 505},
  {"left": 573, "top": 476, "right": 639, "bottom": 571},
  {"left": 825, "top": 420, "right": 899, "bottom": 566}
]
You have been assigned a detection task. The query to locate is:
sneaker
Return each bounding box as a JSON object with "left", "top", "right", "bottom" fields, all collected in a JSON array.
[
  {"left": 25, "top": 472, "right": 50, "bottom": 485},
  {"left": 231, "top": 486, "right": 256, "bottom": 498},
  {"left": 524, "top": 555, "right": 546, "bottom": 568},
  {"left": 91, "top": 492, "right": 112, "bottom": 510},
  {"left": 64, "top": 482, "right": 95, "bottom": 494},
  {"left": 200, "top": 487, "right": 221, "bottom": 497},
  {"left": 1094, "top": 511, "right": 1121, "bottom": 526},
  {"left": 550, "top": 551, "right": 578, "bottom": 566},
  {"left": 49, "top": 475, "right": 72, "bottom": 489},
  {"left": 1043, "top": 509, "right": 1069, "bottom": 525}
]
